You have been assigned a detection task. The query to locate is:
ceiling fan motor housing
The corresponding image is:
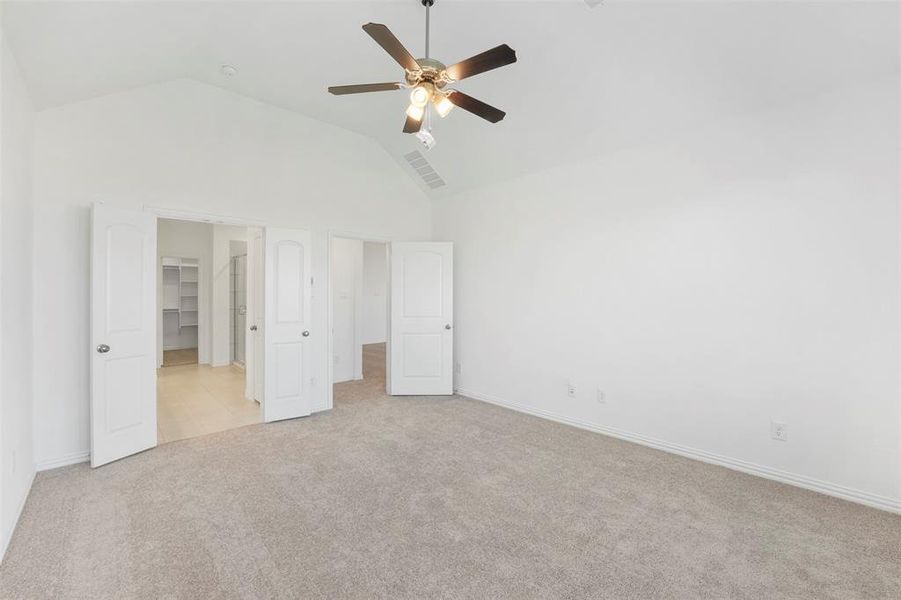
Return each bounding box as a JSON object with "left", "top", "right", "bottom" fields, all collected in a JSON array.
[{"left": 406, "top": 58, "right": 450, "bottom": 88}]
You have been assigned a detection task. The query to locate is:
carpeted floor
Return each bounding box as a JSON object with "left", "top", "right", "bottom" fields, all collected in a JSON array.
[{"left": 1, "top": 343, "right": 899, "bottom": 599}]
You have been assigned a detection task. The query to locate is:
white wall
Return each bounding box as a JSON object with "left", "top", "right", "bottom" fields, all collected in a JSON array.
[
  {"left": 434, "top": 78, "right": 901, "bottom": 511},
  {"left": 157, "top": 218, "right": 212, "bottom": 361},
  {"left": 211, "top": 224, "right": 250, "bottom": 367},
  {"left": 362, "top": 242, "right": 387, "bottom": 345},
  {"left": 332, "top": 237, "right": 362, "bottom": 383},
  {"left": 0, "top": 35, "right": 35, "bottom": 557},
  {"left": 31, "top": 79, "right": 431, "bottom": 469}
]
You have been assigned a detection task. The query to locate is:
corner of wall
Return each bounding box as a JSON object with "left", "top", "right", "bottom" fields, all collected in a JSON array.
[{"left": 0, "top": 31, "right": 37, "bottom": 562}]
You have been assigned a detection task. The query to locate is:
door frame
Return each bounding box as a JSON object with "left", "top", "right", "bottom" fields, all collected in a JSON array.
[
  {"left": 144, "top": 206, "right": 269, "bottom": 412},
  {"left": 326, "top": 230, "right": 393, "bottom": 409}
]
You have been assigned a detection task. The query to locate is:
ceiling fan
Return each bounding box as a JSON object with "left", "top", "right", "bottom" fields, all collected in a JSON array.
[{"left": 328, "top": 0, "right": 517, "bottom": 142}]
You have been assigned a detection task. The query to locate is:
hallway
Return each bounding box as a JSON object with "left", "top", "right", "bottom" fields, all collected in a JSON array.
[{"left": 332, "top": 342, "right": 386, "bottom": 407}]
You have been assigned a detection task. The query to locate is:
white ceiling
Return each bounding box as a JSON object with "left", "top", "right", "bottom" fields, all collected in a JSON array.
[{"left": 3, "top": 0, "right": 897, "bottom": 196}]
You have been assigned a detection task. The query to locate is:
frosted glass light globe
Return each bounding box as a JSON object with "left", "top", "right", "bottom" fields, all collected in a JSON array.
[{"left": 409, "top": 86, "right": 431, "bottom": 108}]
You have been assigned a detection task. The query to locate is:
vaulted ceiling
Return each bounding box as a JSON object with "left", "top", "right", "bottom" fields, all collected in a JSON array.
[{"left": 3, "top": 0, "right": 897, "bottom": 196}]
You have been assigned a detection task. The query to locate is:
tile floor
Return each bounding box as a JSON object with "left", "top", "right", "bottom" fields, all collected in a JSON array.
[{"left": 157, "top": 363, "right": 260, "bottom": 444}]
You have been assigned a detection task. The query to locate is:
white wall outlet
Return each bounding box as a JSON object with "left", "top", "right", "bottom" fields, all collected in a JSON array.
[
  {"left": 567, "top": 383, "right": 576, "bottom": 398},
  {"left": 454, "top": 362, "right": 462, "bottom": 375},
  {"left": 596, "top": 389, "right": 606, "bottom": 404},
  {"left": 771, "top": 421, "right": 788, "bottom": 442}
]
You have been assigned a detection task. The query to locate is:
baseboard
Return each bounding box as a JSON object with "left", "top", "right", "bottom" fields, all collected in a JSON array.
[
  {"left": 36, "top": 450, "right": 90, "bottom": 472},
  {"left": 456, "top": 387, "right": 901, "bottom": 515},
  {"left": 1, "top": 469, "right": 35, "bottom": 563}
]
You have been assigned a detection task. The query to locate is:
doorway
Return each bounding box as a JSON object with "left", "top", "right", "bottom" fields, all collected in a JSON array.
[
  {"left": 331, "top": 238, "right": 389, "bottom": 398},
  {"left": 155, "top": 218, "right": 262, "bottom": 445},
  {"left": 160, "top": 255, "right": 199, "bottom": 366},
  {"left": 91, "top": 205, "right": 316, "bottom": 466}
]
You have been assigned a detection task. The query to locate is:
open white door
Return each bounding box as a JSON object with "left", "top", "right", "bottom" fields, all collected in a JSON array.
[
  {"left": 389, "top": 242, "right": 453, "bottom": 395},
  {"left": 90, "top": 204, "right": 157, "bottom": 467},
  {"left": 263, "top": 227, "right": 313, "bottom": 422}
]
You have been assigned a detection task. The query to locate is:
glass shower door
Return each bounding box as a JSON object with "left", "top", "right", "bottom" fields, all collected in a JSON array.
[{"left": 231, "top": 255, "right": 247, "bottom": 365}]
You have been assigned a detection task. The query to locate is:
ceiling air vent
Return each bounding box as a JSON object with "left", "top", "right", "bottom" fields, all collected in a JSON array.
[{"left": 404, "top": 151, "right": 446, "bottom": 189}]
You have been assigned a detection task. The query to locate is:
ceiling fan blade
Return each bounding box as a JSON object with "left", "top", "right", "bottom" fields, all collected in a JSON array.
[
  {"left": 447, "top": 91, "right": 506, "bottom": 123},
  {"left": 328, "top": 82, "right": 403, "bottom": 95},
  {"left": 445, "top": 44, "right": 517, "bottom": 81},
  {"left": 362, "top": 23, "right": 421, "bottom": 73},
  {"left": 403, "top": 114, "right": 423, "bottom": 134}
]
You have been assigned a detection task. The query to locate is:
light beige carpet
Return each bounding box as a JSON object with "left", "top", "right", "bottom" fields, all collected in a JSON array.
[{"left": 1, "top": 343, "right": 899, "bottom": 599}]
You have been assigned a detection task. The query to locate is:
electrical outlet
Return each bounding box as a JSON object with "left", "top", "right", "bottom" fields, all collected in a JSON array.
[
  {"left": 454, "top": 362, "right": 462, "bottom": 375},
  {"left": 567, "top": 383, "right": 576, "bottom": 398},
  {"left": 596, "top": 389, "right": 606, "bottom": 404},
  {"left": 771, "top": 421, "right": 788, "bottom": 442}
]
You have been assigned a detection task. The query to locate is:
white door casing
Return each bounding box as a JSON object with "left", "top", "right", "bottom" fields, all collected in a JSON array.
[
  {"left": 245, "top": 232, "right": 263, "bottom": 402},
  {"left": 263, "top": 227, "right": 313, "bottom": 422},
  {"left": 90, "top": 204, "right": 158, "bottom": 467},
  {"left": 389, "top": 242, "right": 453, "bottom": 395}
]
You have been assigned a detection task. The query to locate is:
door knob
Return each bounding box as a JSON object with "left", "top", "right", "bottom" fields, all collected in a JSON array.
[
  {"left": 249, "top": 325, "right": 258, "bottom": 331},
  {"left": 302, "top": 330, "right": 310, "bottom": 337},
  {"left": 445, "top": 324, "right": 452, "bottom": 330},
  {"left": 96, "top": 344, "right": 111, "bottom": 354}
]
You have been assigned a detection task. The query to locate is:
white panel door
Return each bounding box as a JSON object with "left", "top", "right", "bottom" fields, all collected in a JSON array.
[
  {"left": 90, "top": 204, "right": 157, "bottom": 467},
  {"left": 389, "top": 242, "right": 453, "bottom": 395},
  {"left": 263, "top": 228, "right": 313, "bottom": 422}
]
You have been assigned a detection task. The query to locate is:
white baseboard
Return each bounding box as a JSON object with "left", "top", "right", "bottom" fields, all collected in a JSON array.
[
  {"left": 1, "top": 469, "right": 35, "bottom": 563},
  {"left": 36, "top": 450, "right": 90, "bottom": 472},
  {"left": 456, "top": 387, "right": 901, "bottom": 515}
]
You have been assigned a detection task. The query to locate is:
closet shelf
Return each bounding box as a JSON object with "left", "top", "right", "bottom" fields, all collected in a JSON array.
[{"left": 162, "top": 256, "right": 202, "bottom": 340}]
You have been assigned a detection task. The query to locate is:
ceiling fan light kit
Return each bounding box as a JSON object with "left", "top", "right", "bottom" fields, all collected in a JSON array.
[{"left": 328, "top": 0, "right": 517, "bottom": 146}]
